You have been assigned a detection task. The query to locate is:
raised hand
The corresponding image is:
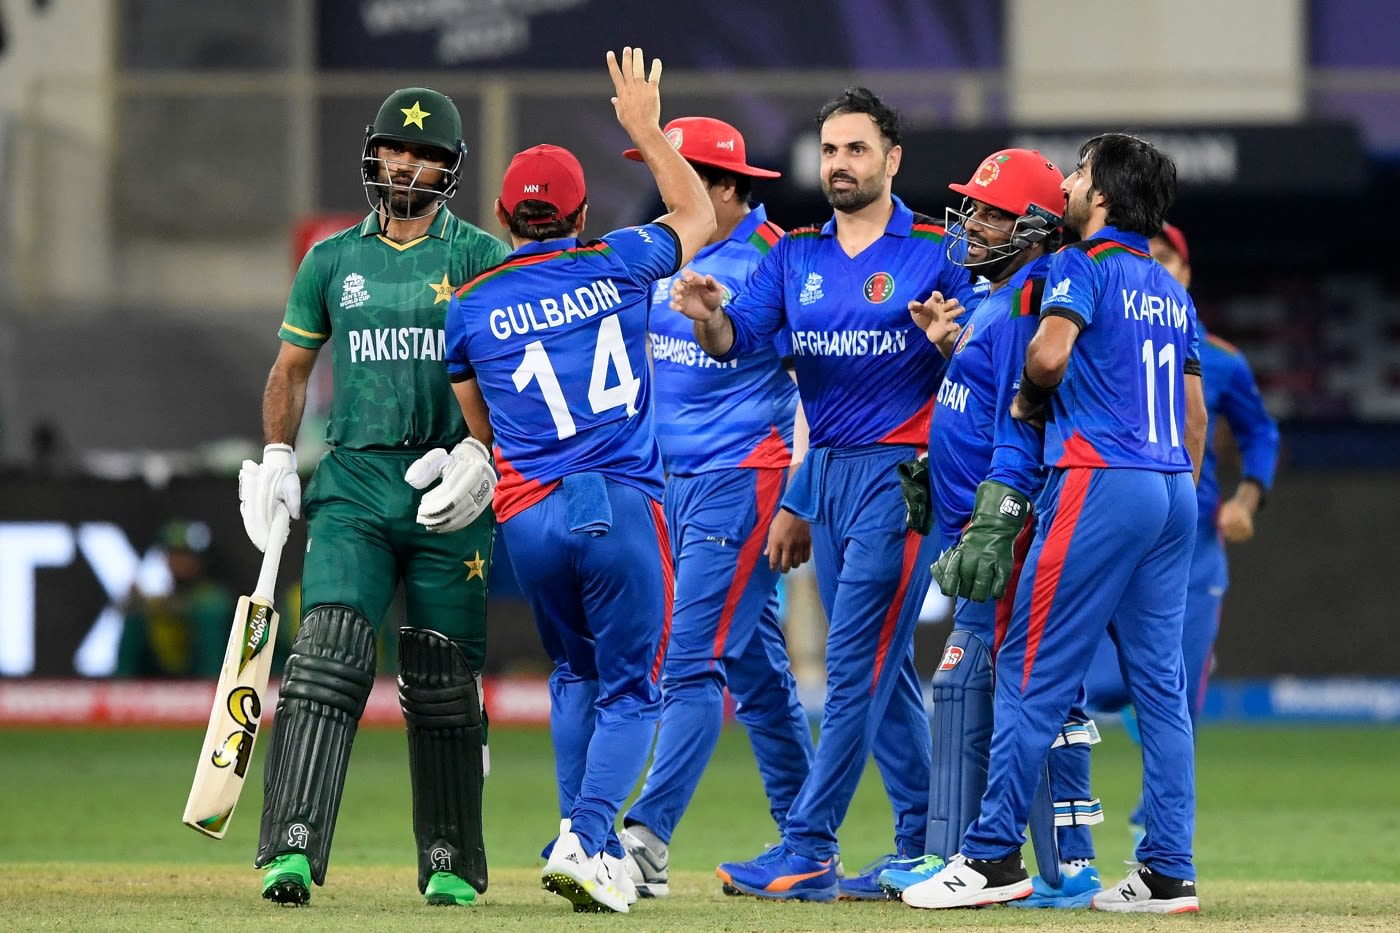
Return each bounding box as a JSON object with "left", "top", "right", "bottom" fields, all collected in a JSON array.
[
  {"left": 669, "top": 268, "right": 725, "bottom": 322},
  {"left": 606, "top": 47, "right": 662, "bottom": 138},
  {"left": 909, "top": 291, "right": 965, "bottom": 356}
]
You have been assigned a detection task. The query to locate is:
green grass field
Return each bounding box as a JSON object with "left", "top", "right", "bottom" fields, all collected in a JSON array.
[{"left": 2, "top": 723, "right": 1397, "bottom": 931}]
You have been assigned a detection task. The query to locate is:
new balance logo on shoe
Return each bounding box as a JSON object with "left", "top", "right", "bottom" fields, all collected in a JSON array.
[
  {"left": 1092, "top": 865, "right": 1199, "bottom": 914},
  {"left": 943, "top": 875, "right": 968, "bottom": 892}
]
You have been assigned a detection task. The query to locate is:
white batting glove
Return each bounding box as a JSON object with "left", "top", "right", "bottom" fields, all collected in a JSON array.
[
  {"left": 238, "top": 443, "right": 301, "bottom": 552},
  {"left": 405, "top": 438, "right": 495, "bottom": 534}
]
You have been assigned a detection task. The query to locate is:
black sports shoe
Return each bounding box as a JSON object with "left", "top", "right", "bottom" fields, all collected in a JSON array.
[
  {"left": 902, "top": 852, "right": 1033, "bottom": 909},
  {"left": 1092, "top": 863, "right": 1199, "bottom": 913}
]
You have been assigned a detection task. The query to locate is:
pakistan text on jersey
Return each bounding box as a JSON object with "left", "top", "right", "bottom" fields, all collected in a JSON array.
[
  {"left": 488, "top": 278, "right": 623, "bottom": 341},
  {"left": 649, "top": 333, "right": 738, "bottom": 369},
  {"left": 1122, "top": 289, "right": 1190, "bottom": 331},
  {"left": 348, "top": 327, "right": 446, "bottom": 363},
  {"left": 789, "top": 329, "right": 908, "bottom": 357}
]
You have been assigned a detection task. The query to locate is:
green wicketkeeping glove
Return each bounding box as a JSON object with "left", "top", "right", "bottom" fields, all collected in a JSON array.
[
  {"left": 932, "top": 479, "right": 1031, "bottom": 602},
  {"left": 896, "top": 456, "right": 933, "bottom": 536}
]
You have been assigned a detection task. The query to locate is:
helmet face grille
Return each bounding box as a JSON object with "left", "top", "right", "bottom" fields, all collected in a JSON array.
[
  {"left": 361, "top": 129, "right": 465, "bottom": 221},
  {"left": 360, "top": 87, "right": 466, "bottom": 220}
]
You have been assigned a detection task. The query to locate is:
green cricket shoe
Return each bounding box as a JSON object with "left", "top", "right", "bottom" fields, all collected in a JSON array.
[
  {"left": 262, "top": 853, "right": 311, "bottom": 906},
  {"left": 424, "top": 870, "right": 478, "bottom": 906}
]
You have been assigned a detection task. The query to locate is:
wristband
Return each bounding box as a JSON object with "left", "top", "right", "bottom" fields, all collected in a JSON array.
[{"left": 1016, "top": 366, "right": 1060, "bottom": 411}]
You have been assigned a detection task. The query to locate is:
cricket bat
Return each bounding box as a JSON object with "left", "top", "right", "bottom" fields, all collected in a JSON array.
[{"left": 182, "top": 505, "right": 291, "bottom": 839}]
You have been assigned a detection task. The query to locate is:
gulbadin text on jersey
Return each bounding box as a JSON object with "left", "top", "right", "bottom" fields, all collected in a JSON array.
[{"left": 488, "top": 278, "right": 623, "bottom": 340}]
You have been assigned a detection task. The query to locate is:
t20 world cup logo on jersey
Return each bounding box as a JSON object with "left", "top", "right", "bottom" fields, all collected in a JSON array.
[{"left": 863, "top": 272, "right": 895, "bottom": 303}]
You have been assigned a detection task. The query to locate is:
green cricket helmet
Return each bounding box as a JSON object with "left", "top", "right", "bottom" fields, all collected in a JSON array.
[{"left": 361, "top": 87, "right": 466, "bottom": 219}]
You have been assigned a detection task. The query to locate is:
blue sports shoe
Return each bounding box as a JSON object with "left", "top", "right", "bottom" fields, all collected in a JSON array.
[
  {"left": 1007, "top": 866, "right": 1102, "bottom": 908},
  {"left": 837, "top": 854, "right": 906, "bottom": 900},
  {"left": 716, "top": 845, "right": 839, "bottom": 901},
  {"left": 876, "top": 853, "right": 945, "bottom": 897}
]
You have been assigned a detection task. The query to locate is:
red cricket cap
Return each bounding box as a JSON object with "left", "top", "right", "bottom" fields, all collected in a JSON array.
[
  {"left": 500, "top": 144, "right": 587, "bottom": 221},
  {"left": 623, "top": 116, "right": 781, "bottom": 179},
  {"left": 1159, "top": 222, "right": 1190, "bottom": 264},
  {"left": 949, "top": 148, "right": 1064, "bottom": 222}
]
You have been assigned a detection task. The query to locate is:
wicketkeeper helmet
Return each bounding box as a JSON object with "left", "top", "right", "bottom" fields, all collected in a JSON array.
[{"left": 945, "top": 148, "right": 1065, "bottom": 269}]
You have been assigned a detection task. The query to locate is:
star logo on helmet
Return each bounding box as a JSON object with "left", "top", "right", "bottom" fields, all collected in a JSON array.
[{"left": 400, "top": 101, "right": 430, "bottom": 130}]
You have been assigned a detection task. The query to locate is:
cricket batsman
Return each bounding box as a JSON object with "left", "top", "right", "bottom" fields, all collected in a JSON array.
[{"left": 238, "top": 87, "right": 508, "bottom": 907}]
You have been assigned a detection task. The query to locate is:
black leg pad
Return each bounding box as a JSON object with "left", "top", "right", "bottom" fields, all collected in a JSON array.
[
  {"left": 398, "top": 626, "right": 487, "bottom": 894},
  {"left": 255, "top": 605, "right": 377, "bottom": 885}
]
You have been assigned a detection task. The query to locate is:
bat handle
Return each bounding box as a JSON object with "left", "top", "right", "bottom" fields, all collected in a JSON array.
[{"left": 253, "top": 505, "right": 291, "bottom": 602}]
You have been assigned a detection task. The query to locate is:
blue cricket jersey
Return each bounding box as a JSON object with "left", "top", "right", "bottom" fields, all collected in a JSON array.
[
  {"left": 718, "top": 196, "right": 981, "bottom": 449},
  {"left": 1036, "top": 227, "right": 1201, "bottom": 472},
  {"left": 1197, "top": 327, "right": 1279, "bottom": 520},
  {"left": 648, "top": 204, "right": 797, "bottom": 475},
  {"left": 443, "top": 224, "right": 680, "bottom": 521},
  {"left": 928, "top": 256, "right": 1049, "bottom": 547}
]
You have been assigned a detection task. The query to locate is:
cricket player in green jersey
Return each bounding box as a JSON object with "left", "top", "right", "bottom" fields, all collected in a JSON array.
[{"left": 237, "top": 87, "right": 509, "bottom": 908}]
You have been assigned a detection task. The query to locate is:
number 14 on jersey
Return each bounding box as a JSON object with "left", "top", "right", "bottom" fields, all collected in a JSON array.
[{"left": 512, "top": 314, "right": 641, "bottom": 440}]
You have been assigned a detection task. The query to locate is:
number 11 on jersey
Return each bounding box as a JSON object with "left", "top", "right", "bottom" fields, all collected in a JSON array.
[
  {"left": 512, "top": 314, "right": 641, "bottom": 440},
  {"left": 1141, "top": 337, "right": 1180, "bottom": 447}
]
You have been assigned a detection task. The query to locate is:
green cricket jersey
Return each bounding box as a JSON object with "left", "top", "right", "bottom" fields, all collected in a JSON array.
[{"left": 280, "top": 208, "right": 510, "bottom": 450}]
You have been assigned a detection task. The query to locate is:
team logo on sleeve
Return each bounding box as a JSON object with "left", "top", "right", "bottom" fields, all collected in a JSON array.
[
  {"left": 1046, "top": 277, "right": 1072, "bottom": 303},
  {"left": 863, "top": 272, "right": 895, "bottom": 303},
  {"left": 952, "top": 322, "right": 975, "bottom": 354}
]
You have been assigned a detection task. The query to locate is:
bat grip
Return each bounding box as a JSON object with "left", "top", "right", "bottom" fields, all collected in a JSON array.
[{"left": 253, "top": 505, "right": 291, "bottom": 602}]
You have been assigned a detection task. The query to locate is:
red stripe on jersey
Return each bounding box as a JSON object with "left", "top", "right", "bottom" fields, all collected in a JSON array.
[
  {"left": 912, "top": 222, "right": 948, "bottom": 236},
  {"left": 454, "top": 242, "right": 613, "bottom": 298},
  {"left": 879, "top": 395, "right": 934, "bottom": 447},
  {"left": 491, "top": 450, "right": 559, "bottom": 523},
  {"left": 871, "top": 529, "right": 923, "bottom": 695},
  {"left": 737, "top": 426, "right": 792, "bottom": 470},
  {"left": 711, "top": 468, "right": 784, "bottom": 664},
  {"left": 1016, "top": 281, "right": 1036, "bottom": 318},
  {"left": 1022, "top": 469, "right": 1092, "bottom": 692},
  {"left": 993, "top": 515, "right": 1036, "bottom": 656},
  {"left": 454, "top": 250, "right": 559, "bottom": 298},
  {"left": 1054, "top": 430, "right": 1109, "bottom": 469},
  {"left": 649, "top": 499, "right": 674, "bottom": 684},
  {"left": 1085, "top": 239, "right": 1150, "bottom": 260},
  {"left": 752, "top": 220, "right": 784, "bottom": 248}
]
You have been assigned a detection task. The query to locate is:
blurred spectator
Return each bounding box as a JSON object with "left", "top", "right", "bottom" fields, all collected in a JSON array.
[
  {"left": 115, "top": 520, "right": 235, "bottom": 678},
  {"left": 29, "top": 419, "right": 72, "bottom": 476}
]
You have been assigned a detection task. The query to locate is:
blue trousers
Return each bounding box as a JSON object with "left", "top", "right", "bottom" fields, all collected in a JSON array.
[
  {"left": 501, "top": 479, "right": 671, "bottom": 856},
  {"left": 942, "top": 578, "right": 1097, "bottom": 863},
  {"left": 626, "top": 468, "right": 814, "bottom": 842},
  {"left": 962, "top": 468, "right": 1197, "bottom": 880},
  {"left": 780, "top": 445, "right": 937, "bottom": 860},
  {"left": 1084, "top": 517, "right": 1225, "bottom": 724}
]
